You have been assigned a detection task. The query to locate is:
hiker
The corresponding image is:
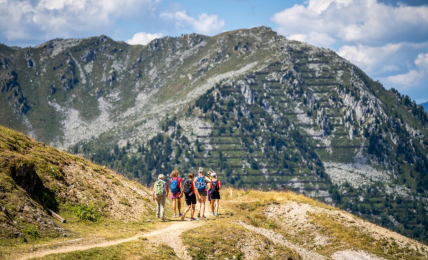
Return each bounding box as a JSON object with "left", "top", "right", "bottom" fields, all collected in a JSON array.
[
  {"left": 152, "top": 174, "right": 169, "bottom": 221},
  {"left": 209, "top": 172, "right": 221, "bottom": 216},
  {"left": 170, "top": 170, "right": 183, "bottom": 217},
  {"left": 207, "top": 171, "right": 215, "bottom": 215},
  {"left": 194, "top": 167, "right": 211, "bottom": 219},
  {"left": 181, "top": 172, "right": 197, "bottom": 221}
]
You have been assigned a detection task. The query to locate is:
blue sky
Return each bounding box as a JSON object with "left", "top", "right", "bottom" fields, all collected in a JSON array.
[{"left": 0, "top": 0, "right": 427, "bottom": 103}]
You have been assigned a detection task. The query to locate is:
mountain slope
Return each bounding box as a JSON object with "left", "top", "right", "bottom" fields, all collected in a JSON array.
[
  {"left": 0, "top": 126, "right": 427, "bottom": 260},
  {"left": 1, "top": 27, "right": 428, "bottom": 243},
  {"left": 0, "top": 125, "right": 152, "bottom": 244}
]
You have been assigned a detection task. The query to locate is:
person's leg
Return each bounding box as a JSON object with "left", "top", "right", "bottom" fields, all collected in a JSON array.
[
  {"left": 155, "top": 197, "right": 160, "bottom": 218},
  {"left": 197, "top": 195, "right": 202, "bottom": 217},
  {"left": 191, "top": 204, "right": 196, "bottom": 219},
  {"left": 200, "top": 196, "right": 206, "bottom": 217},
  {"left": 215, "top": 199, "right": 220, "bottom": 214},
  {"left": 177, "top": 197, "right": 182, "bottom": 215},
  {"left": 160, "top": 195, "right": 166, "bottom": 220},
  {"left": 172, "top": 198, "right": 176, "bottom": 216},
  {"left": 210, "top": 199, "right": 215, "bottom": 214},
  {"left": 182, "top": 205, "right": 190, "bottom": 220}
]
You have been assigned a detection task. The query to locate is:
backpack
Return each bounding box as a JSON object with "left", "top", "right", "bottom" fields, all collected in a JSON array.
[
  {"left": 154, "top": 180, "right": 165, "bottom": 196},
  {"left": 211, "top": 180, "right": 219, "bottom": 193},
  {"left": 170, "top": 177, "right": 179, "bottom": 194},
  {"left": 195, "top": 176, "right": 206, "bottom": 192},
  {"left": 183, "top": 179, "right": 193, "bottom": 195}
]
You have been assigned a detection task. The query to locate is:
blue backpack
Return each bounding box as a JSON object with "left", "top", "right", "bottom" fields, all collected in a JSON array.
[
  {"left": 195, "top": 176, "right": 206, "bottom": 191},
  {"left": 170, "top": 177, "right": 179, "bottom": 193}
]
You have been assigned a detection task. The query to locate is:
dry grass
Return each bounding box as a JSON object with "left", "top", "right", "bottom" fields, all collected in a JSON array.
[
  {"left": 181, "top": 217, "right": 301, "bottom": 260},
  {"left": 310, "top": 213, "right": 427, "bottom": 260},
  {"left": 32, "top": 240, "right": 176, "bottom": 260}
]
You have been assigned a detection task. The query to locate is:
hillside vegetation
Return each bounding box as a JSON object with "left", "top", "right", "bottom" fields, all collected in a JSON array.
[
  {"left": 0, "top": 126, "right": 427, "bottom": 260},
  {"left": 1, "top": 27, "right": 428, "bottom": 244},
  {"left": 0, "top": 125, "right": 153, "bottom": 253}
]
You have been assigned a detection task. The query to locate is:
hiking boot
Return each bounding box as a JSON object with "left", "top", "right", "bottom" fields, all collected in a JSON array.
[
  {"left": 173, "top": 214, "right": 176, "bottom": 218},
  {"left": 181, "top": 214, "right": 185, "bottom": 221},
  {"left": 160, "top": 218, "right": 165, "bottom": 222},
  {"left": 197, "top": 213, "right": 200, "bottom": 218},
  {"left": 190, "top": 218, "right": 197, "bottom": 221},
  {"left": 178, "top": 212, "right": 182, "bottom": 217},
  {"left": 211, "top": 212, "right": 215, "bottom": 216},
  {"left": 215, "top": 213, "right": 219, "bottom": 217},
  {"left": 201, "top": 215, "right": 206, "bottom": 219},
  {"left": 156, "top": 215, "right": 159, "bottom": 219}
]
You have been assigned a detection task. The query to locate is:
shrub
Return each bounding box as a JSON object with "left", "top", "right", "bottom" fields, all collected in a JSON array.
[
  {"left": 73, "top": 203, "right": 99, "bottom": 222},
  {"left": 24, "top": 224, "right": 41, "bottom": 239}
]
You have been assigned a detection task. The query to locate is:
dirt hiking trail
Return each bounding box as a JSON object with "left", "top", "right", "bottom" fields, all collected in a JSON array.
[
  {"left": 18, "top": 202, "right": 213, "bottom": 260},
  {"left": 18, "top": 220, "right": 203, "bottom": 260}
]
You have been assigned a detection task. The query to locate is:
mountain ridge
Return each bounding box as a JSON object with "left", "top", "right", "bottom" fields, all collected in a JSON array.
[{"left": 1, "top": 26, "right": 428, "bottom": 243}]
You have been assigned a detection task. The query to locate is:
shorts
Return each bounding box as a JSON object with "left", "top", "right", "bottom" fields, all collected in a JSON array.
[
  {"left": 207, "top": 190, "right": 211, "bottom": 201},
  {"left": 210, "top": 191, "right": 220, "bottom": 200},
  {"left": 198, "top": 190, "right": 207, "bottom": 197},
  {"left": 185, "top": 194, "right": 197, "bottom": 205},
  {"left": 171, "top": 192, "right": 181, "bottom": 199}
]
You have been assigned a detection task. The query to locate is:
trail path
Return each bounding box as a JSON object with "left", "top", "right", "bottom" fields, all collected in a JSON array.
[
  {"left": 19, "top": 202, "right": 212, "bottom": 260},
  {"left": 239, "top": 221, "right": 328, "bottom": 260},
  {"left": 18, "top": 220, "right": 201, "bottom": 260}
]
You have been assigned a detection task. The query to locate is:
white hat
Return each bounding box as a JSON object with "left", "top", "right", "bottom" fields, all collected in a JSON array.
[
  {"left": 198, "top": 167, "right": 204, "bottom": 173},
  {"left": 211, "top": 172, "right": 217, "bottom": 177}
]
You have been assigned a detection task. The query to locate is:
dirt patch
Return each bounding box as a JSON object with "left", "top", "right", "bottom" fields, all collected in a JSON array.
[
  {"left": 264, "top": 201, "right": 428, "bottom": 253},
  {"left": 332, "top": 250, "right": 387, "bottom": 260},
  {"left": 264, "top": 201, "right": 330, "bottom": 247},
  {"left": 239, "top": 221, "right": 327, "bottom": 260},
  {"left": 145, "top": 221, "right": 203, "bottom": 260}
]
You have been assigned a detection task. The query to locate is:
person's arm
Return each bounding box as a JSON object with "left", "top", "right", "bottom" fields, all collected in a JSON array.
[
  {"left": 218, "top": 181, "right": 221, "bottom": 190},
  {"left": 152, "top": 185, "right": 155, "bottom": 201},
  {"left": 193, "top": 180, "right": 200, "bottom": 197},
  {"left": 205, "top": 176, "right": 212, "bottom": 183},
  {"left": 179, "top": 178, "right": 184, "bottom": 198},
  {"left": 165, "top": 183, "right": 170, "bottom": 197}
]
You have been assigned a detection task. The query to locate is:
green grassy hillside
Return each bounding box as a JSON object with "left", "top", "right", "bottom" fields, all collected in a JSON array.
[{"left": 0, "top": 125, "right": 153, "bottom": 251}]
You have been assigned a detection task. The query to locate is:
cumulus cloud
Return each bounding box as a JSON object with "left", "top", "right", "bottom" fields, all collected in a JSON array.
[
  {"left": 415, "top": 53, "right": 428, "bottom": 72},
  {"left": 160, "top": 10, "right": 225, "bottom": 35},
  {"left": 289, "top": 32, "right": 336, "bottom": 48},
  {"left": 126, "top": 32, "right": 163, "bottom": 45},
  {"left": 0, "top": 0, "right": 160, "bottom": 43},
  {"left": 271, "top": 0, "right": 428, "bottom": 47},
  {"left": 386, "top": 52, "right": 428, "bottom": 89},
  {"left": 337, "top": 43, "right": 402, "bottom": 74}
]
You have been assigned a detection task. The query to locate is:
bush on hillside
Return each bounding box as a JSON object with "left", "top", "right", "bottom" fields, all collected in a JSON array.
[{"left": 73, "top": 203, "right": 99, "bottom": 222}]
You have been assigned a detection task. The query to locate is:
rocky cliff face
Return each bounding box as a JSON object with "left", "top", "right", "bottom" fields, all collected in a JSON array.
[{"left": 1, "top": 27, "right": 428, "bottom": 243}]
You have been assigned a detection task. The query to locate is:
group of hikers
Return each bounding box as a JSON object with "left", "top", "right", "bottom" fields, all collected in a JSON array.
[{"left": 152, "top": 167, "right": 221, "bottom": 221}]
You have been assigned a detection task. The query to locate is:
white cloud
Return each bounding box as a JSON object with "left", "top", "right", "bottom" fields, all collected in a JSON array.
[
  {"left": 126, "top": 32, "right": 163, "bottom": 45},
  {"left": 386, "top": 53, "right": 428, "bottom": 90},
  {"left": 0, "top": 0, "right": 160, "bottom": 42},
  {"left": 289, "top": 32, "right": 336, "bottom": 48},
  {"left": 387, "top": 70, "right": 425, "bottom": 89},
  {"left": 337, "top": 43, "right": 401, "bottom": 73},
  {"left": 415, "top": 53, "right": 428, "bottom": 72},
  {"left": 271, "top": 0, "right": 428, "bottom": 47},
  {"left": 160, "top": 10, "right": 224, "bottom": 35}
]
